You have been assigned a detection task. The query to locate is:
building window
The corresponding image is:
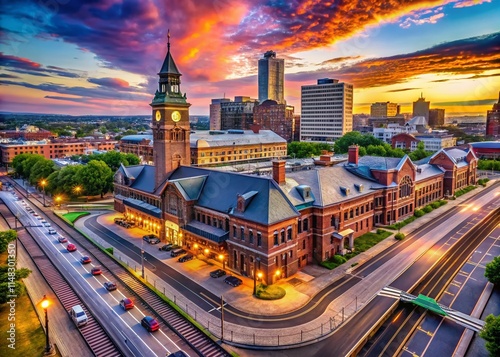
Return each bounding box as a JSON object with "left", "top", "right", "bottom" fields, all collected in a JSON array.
[
  {"left": 233, "top": 225, "right": 237, "bottom": 238},
  {"left": 303, "top": 219, "right": 309, "bottom": 232},
  {"left": 281, "top": 230, "right": 285, "bottom": 243},
  {"left": 302, "top": 240, "right": 306, "bottom": 250},
  {"left": 257, "top": 232, "right": 262, "bottom": 247},
  {"left": 273, "top": 232, "right": 278, "bottom": 246},
  {"left": 249, "top": 230, "right": 254, "bottom": 244},
  {"left": 241, "top": 227, "right": 245, "bottom": 241},
  {"left": 287, "top": 228, "right": 292, "bottom": 240},
  {"left": 298, "top": 219, "right": 302, "bottom": 233},
  {"left": 399, "top": 175, "right": 413, "bottom": 198}
]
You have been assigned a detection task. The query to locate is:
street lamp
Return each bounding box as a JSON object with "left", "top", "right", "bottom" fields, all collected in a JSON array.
[
  {"left": 40, "top": 179, "right": 47, "bottom": 207},
  {"left": 219, "top": 254, "right": 225, "bottom": 270},
  {"left": 55, "top": 195, "right": 62, "bottom": 208},
  {"left": 41, "top": 295, "right": 53, "bottom": 354},
  {"left": 253, "top": 257, "right": 261, "bottom": 295},
  {"left": 204, "top": 248, "right": 209, "bottom": 256}
]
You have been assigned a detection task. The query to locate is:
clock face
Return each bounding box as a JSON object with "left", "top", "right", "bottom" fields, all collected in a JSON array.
[
  {"left": 171, "top": 111, "right": 181, "bottom": 122},
  {"left": 155, "top": 110, "right": 161, "bottom": 121}
]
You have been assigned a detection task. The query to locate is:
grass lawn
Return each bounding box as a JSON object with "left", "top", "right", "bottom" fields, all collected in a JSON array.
[
  {"left": 62, "top": 211, "right": 90, "bottom": 224},
  {"left": 256, "top": 284, "right": 286, "bottom": 300}
]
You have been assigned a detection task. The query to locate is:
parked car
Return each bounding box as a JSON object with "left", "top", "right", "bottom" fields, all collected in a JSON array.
[
  {"left": 159, "top": 243, "right": 173, "bottom": 251},
  {"left": 141, "top": 316, "right": 160, "bottom": 332},
  {"left": 210, "top": 269, "right": 226, "bottom": 278},
  {"left": 122, "top": 222, "right": 133, "bottom": 228},
  {"left": 120, "top": 298, "right": 134, "bottom": 310},
  {"left": 224, "top": 276, "right": 243, "bottom": 287},
  {"left": 167, "top": 351, "right": 188, "bottom": 357},
  {"left": 143, "top": 235, "right": 160, "bottom": 244},
  {"left": 58, "top": 236, "right": 68, "bottom": 243},
  {"left": 80, "top": 256, "right": 91, "bottom": 264},
  {"left": 48, "top": 228, "right": 57, "bottom": 235},
  {"left": 170, "top": 249, "right": 186, "bottom": 257},
  {"left": 178, "top": 254, "right": 194, "bottom": 263},
  {"left": 104, "top": 281, "right": 117, "bottom": 291},
  {"left": 114, "top": 218, "right": 124, "bottom": 224},
  {"left": 67, "top": 243, "right": 77, "bottom": 252},
  {"left": 91, "top": 267, "right": 102, "bottom": 275}
]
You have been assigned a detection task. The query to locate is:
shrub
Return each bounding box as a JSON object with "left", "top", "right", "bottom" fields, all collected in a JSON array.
[
  {"left": 105, "top": 247, "right": 114, "bottom": 255},
  {"left": 395, "top": 233, "right": 405, "bottom": 240},
  {"left": 414, "top": 209, "right": 424, "bottom": 217},
  {"left": 423, "top": 205, "right": 433, "bottom": 213},
  {"left": 431, "top": 201, "right": 441, "bottom": 209},
  {"left": 376, "top": 228, "right": 386, "bottom": 234},
  {"left": 351, "top": 262, "right": 358, "bottom": 267},
  {"left": 332, "top": 255, "right": 347, "bottom": 264},
  {"left": 255, "top": 284, "right": 286, "bottom": 300}
]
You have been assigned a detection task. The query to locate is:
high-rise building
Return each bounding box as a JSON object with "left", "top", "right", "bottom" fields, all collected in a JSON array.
[
  {"left": 220, "top": 96, "right": 258, "bottom": 130},
  {"left": 253, "top": 100, "right": 294, "bottom": 141},
  {"left": 413, "top": 93, "right": 430, "bottom": 122},
  {"left": 370, "top": 102, "right": 400, "bottom": 117},
  {"left": 258, "top": 51, "right": 285, "bottom": 104},
  {"left": 486, "top": 92, "right": 500, "bottom": 137},
  {"left": 300, "top": 78, "right": 353, "bottom": 143},
  {"left": 428, "top": 108, "right": 445, "bottom": 128},
  {"left": 209, "top": 98, "right": 232, "bottom": 130}
]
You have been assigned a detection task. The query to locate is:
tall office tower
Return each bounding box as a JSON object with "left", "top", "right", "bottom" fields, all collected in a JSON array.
[
  {"left": 209, "top": 98, "right": 232, "bottom": 130},
  {"left": 370, "top": 102, "right": 400, "bottom": 117},
  {"left": 413, "top": 93, "right": 430, "bottom": 122},
  {"left": 258, "top": 51, "right": 285, "bottom": 104},
  {"left": 300, "top": 78, "right": 353, "bottom": 143},
  {"left": 486, "top": 92, "right": 500, "bottom": 137},
  {"left": 220, "top": 96, "right": 258, "bottom": 130},
  {"left": 428, "top": 108, "right": 445, "bottom": 128}
]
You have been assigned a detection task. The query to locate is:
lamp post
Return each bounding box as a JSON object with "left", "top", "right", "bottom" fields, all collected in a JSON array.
[
  {"left": 40, "top": 179, "right": 46, "bottom": 207},
  {"left": 41, "top": 295, "right": 52, "bottom": 354},
  {"left": 219, "top": 254, "right": 225, "bottom": 270},
  {"left": 55, "top": 195, "right": 62, "bottom": 208},
  {"left": 74, "top": 185, "right": 82, "bottom": 199},
  {"left": 253, "top": 257, "right": 261, "bottom": 296}
]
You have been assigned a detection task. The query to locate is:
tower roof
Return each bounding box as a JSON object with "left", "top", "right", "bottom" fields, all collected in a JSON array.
[{"left": 158, "top": 31, "right": 181, "bottom": 76}]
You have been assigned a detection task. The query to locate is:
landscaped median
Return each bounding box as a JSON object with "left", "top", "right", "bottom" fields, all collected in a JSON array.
[{"left": 255, "top": 284, "right": 286, "bottom": 300}]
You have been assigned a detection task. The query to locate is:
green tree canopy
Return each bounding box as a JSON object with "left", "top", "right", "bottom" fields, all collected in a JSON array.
[
  {"left": 11, "top": 153, "right": 31, "bottom": 178},
  {"left": 287, "top": 142, "right": 333, "bottom": 158},
  {"left": 77, "top": 160, "right": 113, "bottom": 197},
  {"left": 29, "top": 158, "right": 56, "bottom": 186},
  {"left": 0, "top": 230, "right": 16, "bottom": 253},
  {"left": 485, "top": 256, "right": 500, "bottom": 285},
  {"left": 480, "top": 314, "right": 500, "bottom": 356},
  {"left": 333, "top": 132, "right": 384, "bottom": 153}
]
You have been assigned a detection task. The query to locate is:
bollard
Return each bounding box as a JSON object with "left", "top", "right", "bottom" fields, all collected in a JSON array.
[
  {"left": 194, "top": 310, "right": 196, "bottom": 320},
  {"left": 163, "top": 287, "right": 165, "bottom": 295}
]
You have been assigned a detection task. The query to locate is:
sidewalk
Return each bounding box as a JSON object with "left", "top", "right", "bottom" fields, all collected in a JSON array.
[{"left": 75, "top": 182, "right": 496, "bottom": 345}]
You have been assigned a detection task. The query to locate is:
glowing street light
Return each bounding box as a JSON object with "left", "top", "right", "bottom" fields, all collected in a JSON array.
[
  {"left": 55, "top": 195, "right": 62, "bottom": 207},
  {"left": 219, "top": 254, "right": 225, "bottom": 270},
  {"left": 41, "top": 295, "right": 53, "bottom": 354},
  {"left": 40, "top": 179, "right": 47, "bottom": 207}
]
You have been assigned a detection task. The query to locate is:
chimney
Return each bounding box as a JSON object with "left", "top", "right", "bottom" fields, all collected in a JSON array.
[
  {"left": 348, "top": 145, "right": 359, "bottom": 165},
  {"left": 250, "top": 123, "right": 261, "bottom": 134},
  {"left": 272, "top": 160, "right": 286, "bottom": 185}
]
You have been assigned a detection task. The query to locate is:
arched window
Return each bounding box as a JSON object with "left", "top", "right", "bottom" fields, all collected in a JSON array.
[{"left": 399, "top": 176, "right": 413, "bottom": 198}]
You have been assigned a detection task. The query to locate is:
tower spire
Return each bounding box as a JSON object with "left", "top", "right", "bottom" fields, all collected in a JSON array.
[{"left": 167, "top": 29, "right": 170, "bottom": 52}]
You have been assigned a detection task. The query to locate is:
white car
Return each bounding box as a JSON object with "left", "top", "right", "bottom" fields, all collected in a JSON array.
[
  {"left": 48, "top": 228, "right": 57, "bottom": 235},
  {"left": 43, "top": 222, "right": 51, "bottom": 227}
]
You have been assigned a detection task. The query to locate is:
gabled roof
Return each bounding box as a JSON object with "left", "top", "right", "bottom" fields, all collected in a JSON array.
[
  {"left": 117, "top": 164, "right": 157, "bottom": 193},
  {"left": 357, "top": 156, "right": 405, "bottom": 171},
  {"left": 171, "top": 176, "right": 207, "bottom": 201},
  {"left": 415, "top": 163, "right": 445, "bottom": 181},
  {"left": 168, "top": 166, "right": 299, "bottom": 225}
]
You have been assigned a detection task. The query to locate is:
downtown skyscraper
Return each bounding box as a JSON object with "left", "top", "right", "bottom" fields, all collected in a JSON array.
[{"left": 258, "top": 51, "right": 285, "bottom": 104}]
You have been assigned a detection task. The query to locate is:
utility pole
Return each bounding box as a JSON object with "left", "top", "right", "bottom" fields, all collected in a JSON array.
[{"left": 220, "top": 295, "right": 224, "bottom": 341}]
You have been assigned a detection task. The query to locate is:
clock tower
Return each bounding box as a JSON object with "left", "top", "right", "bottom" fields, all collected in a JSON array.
[{"left": 150, "top": 32, "right": 191, "bottom": 189}]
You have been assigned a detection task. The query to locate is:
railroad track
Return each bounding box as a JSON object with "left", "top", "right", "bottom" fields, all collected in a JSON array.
[
  {"left": 0, "top": 199, "right": 122, "bottom": 357},
  {"left": 2, "top": 179, "right": 231, "bottom": 357}
]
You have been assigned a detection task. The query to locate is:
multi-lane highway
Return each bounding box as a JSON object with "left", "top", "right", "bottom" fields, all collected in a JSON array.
[{"left": 1, "top": 190, "right": 194, "bottom": 357}]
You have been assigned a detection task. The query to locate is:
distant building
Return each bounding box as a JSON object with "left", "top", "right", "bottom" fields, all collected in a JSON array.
[
  {"left": 428, "top": 109, "right": 445, "bottom": 128},
  {"left": 370, "top": 102, "right": 400, "bottom": 118},
  {"left": 209, "top": 98, "right": 232, "bottom": 130},
  {"left": 0, "top": 138, "right": 117, "bottom": 168},
  {"left": 258, "top": 51, "right": 285, "bottom": 104},
  {"left": 253, "top": 100, "right": 294, "bottom": 141},
  {"left": 391, "top": 132, "right": 456, "bottom": 152},
  {"left": 0, "top": 125, "right": 53, "bottom": 140},
  {"left": 300, "top": 78, "right": 353, "bottom": 143},
  {"left": 413, "top": 93, "right": 430, "bottom": 122},
  {"left": 220, "top": 96, "right": 258, "bottom": 130},
  {"left": 469, "top": 141, "right": 500, "bottom": 159},
  {"left": 118, "top": 129, "right": 287, "bottom": 167},
  {"left": 486, "top": 92, "right": 500, "bottom": 137}
]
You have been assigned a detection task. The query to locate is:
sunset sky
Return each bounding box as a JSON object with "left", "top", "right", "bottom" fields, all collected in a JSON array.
[{"left": 0, "top": 0, "right": 499, "bottom": 117}]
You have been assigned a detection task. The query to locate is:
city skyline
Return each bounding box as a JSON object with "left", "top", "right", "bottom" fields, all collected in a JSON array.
[{"left": 0, "top": 0, "right": 499, "bottom": 116}]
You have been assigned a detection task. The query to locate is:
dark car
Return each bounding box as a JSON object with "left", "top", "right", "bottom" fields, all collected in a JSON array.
[
  {"left": 91, "top": 267, "right": 102, "bottom": 275},
  {"left": 158, "top": 243, "right": 173, "bottom": 251},
  {"left": 178, "top": 254, "right": 194, "bottom": 263},
  {"left": 141, "top": 316, "right": 160, "bottom": 332},
  {"left": 120, "top": 298, "right": 134, "bottom": 310},
  {"left": 224, "top": 276, "right": 243, "bottom": 287},
  {"left": 210, "top": 269, "right": 226, "bottom": 278},
  {"left": 143, "top": 234, "right": 160, "bottom": 244},
  {"left": 80, "top": 256, "right": 91, "bottom": 264},
  {"left": 104, "top": 281, "right": 117, "bottom": 291},
  {"left": 168, "top": 351, "right": 188, "bottom": 357},
  {"left": 114, "top": 218, "right": 124, "bottom": 224},
  {"left": 170, "top": 249, "right": 186, "bottom": 257},
  {"left": 66, "top": 243, "right": 77, "bottom": 252}
]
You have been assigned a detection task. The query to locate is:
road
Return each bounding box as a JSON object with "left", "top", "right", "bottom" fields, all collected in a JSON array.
[{"left": 1, "top": 190, "right": 194, "bottom": 357}]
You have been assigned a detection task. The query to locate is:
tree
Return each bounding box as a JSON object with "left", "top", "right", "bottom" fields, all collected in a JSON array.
[
  {"left": 11, "top": 153, "right": 31, "bottom": 178},
  {"left": 480, "top": 314, "right": 500, "bottom": 356},
  {"left": 485, "top": 256, "right": 500, "bottom": 285},
  {"left": 77, "top": 160, "right": 113, "bottom": 198},
  {"left": 287, "top": 142, "right": 333, "bottom": 158},
  {"left": 0, "top": 267, "right": 31, "bottom": 304},
  {"left": 0, "top": 230, "right": 16, "bottom": 253},
  {"left": 21, "top": 154, "right": 45, "bottom": 181},
  {"left": 29, "top": 158, "right": 56, "bottom": 186},
  {"left": 333, "top": 131, "right": 384, "bottom": 153}
]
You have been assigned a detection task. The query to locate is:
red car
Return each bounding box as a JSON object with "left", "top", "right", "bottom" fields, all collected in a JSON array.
[
  {"left": 120, "top": 298, "right": 134, "bottom": 310},
  {"left": 80, "top": 256, "right": 91, "bottom": 264},
  {"left": 141, "top": 316, "right": 160, "bottom": 332},
  {"left": 67, "top": 243, "right": 77, "bottom": 252},
  {"left": 91, "top": 267, "right": 102, "bottom": 275},
  {"left": 58, "top": 236, "right": 68, "bottom": 243}
]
